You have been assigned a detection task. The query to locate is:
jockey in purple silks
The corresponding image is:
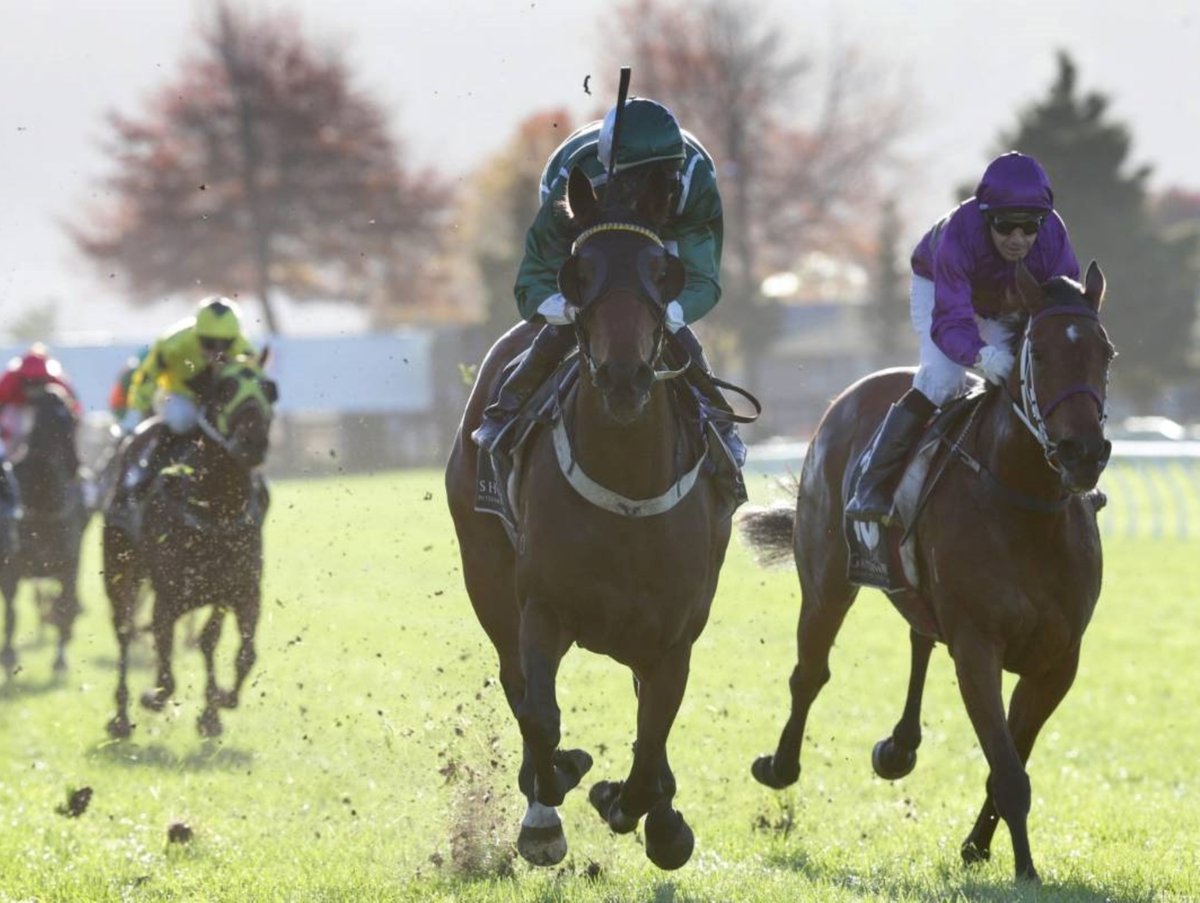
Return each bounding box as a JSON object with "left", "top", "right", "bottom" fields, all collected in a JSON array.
[{"left": 846, "top": 151, "right": 1081, "bottom": 523}]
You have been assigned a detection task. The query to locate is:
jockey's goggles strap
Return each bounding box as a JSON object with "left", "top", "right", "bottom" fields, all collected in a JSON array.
[{"left": 572, "top": 222, "right": 664, "bottom": 254}]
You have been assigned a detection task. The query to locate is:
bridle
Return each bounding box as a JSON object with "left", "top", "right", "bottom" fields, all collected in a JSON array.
[
  {"left": 1010, "top": 304, "right": 1110, "bottom": 471},
  {"left": 569, "top": 221, "right": 688, "bottom": 384}
]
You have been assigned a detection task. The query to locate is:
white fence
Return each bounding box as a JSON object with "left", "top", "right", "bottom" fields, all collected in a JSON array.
[{"left": 745, "top": 440, "right": 1200, "bottom": 541}]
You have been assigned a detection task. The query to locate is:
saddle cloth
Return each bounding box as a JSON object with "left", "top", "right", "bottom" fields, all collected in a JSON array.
[
  {"left": 474, "top": 352, "right": 738, "bottom": 537},
  {"left": 843, "top": 387, "right": 986, "bottom": 606}
]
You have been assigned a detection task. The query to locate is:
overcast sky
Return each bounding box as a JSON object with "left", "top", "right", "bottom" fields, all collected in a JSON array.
[{"left": 1, "top": 0, "right": 1197, "bottom": 340}]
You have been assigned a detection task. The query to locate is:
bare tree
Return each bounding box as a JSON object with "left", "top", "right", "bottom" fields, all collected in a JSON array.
[
  {"left": 69, "top": 2, "right": 449, "bottom": 333},
  {"left": 602, "top": 0, "right": 907, "bottom": 370}
]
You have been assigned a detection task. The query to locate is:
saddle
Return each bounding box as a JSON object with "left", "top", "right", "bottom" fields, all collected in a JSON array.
[
  {"left": 843, "top": 384, "right": 987, "bottom": 633},
  {"left": 474, "top": 351, "right": 742, "bottom": 542}
]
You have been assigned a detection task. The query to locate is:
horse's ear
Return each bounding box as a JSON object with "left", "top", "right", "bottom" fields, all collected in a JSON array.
[
  {"left": 258, "top": 344, "right": 271, "bottom": 368},
  {"left": 660, "top": 254, "right": 686, "bottom": 304},
  {"left": 557, "top": 256, "right": 582, "bottom": 305},
  {"left": 1083, "top": 260, "right": 1105, "bottom": 310},
  {"left": 566, "top": 166, "right": 597, "bottom": 222},
  {"left": 1013, "top": 262, "right": 1044, "bottom": 312}
]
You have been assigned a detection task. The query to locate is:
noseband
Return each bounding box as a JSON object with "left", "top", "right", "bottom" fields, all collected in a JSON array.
[
  {"left": 570, "top": 222, "right": 688, "bottom": 383},
  {"left": 1012, "top": 304, "right": 1109, "bottom": 470}
]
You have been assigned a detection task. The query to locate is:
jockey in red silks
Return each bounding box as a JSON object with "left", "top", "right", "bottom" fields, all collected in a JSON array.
[
  {"left": 0, "top": 343, "right": 83, "bottom": 453},
  {"left": 846, "top": 152, "right": 1081, "bottom": 524}
]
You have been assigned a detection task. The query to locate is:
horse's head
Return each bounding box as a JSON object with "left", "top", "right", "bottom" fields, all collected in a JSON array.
[
  {"left": 20, "top": 383, "right": 78, "bottom": 469},
  {"left": 203, "top": 356, "right": 278, "bottom": 469},
  {"left": 1010, "top": 261, "right": 1115, "bottom": 492},
  {"left": 556, "top": 166, "right": 686, "bottom": 423}
]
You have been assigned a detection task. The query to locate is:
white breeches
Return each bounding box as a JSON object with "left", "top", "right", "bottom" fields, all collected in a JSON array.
[
  {"left": 909, "top": 275, "right": 1016, "bottom": 406},
  {"left": 159, "top": 393, "right": 199, "bottom": 434}
]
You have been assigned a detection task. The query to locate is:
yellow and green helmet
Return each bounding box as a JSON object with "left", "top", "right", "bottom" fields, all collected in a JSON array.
[
  {"left": 597, "top": 97, "right": 686, "bottom": 175},
  {"left": 195, "top": 296, "right": 244, "bottom": 341}
]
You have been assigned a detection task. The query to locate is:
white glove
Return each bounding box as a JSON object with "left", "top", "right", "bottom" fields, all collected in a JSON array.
[
  {"left": 665, "top": 300, "right": 686, "bottom": 334},
  {"left": 536, "top": 293, "right": 576, "bottom": 326},
  {"left": 976, "top": 344, "right": 1015, "bottom": 385}
]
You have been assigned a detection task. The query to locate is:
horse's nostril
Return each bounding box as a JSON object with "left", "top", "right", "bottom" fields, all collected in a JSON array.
[{"left": 633, "top": 363, "right": 654, "bottom": 394}]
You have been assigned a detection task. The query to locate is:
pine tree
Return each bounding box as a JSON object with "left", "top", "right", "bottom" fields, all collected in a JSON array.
[{"left": 998, "top": 52, "right": 1199, "bottom": 406}]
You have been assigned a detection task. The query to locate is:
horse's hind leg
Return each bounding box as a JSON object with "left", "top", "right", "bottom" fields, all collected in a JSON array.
[
  {"left": 960, "top": 650, "right": 1080, "bottom": 878},
  {"left": 753, "top": 564, "right": 857, "bottom": 789},
  {"left": 873, "top": 629, "right": 935, "bottom": 780},
  {"left": 590, "top": 643, "right": 695, "bottom": 870}
]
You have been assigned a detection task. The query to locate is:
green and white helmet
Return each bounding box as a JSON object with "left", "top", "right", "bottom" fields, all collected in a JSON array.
[{"left": 597, "top": 97, "right": 685, "bottom": 174}]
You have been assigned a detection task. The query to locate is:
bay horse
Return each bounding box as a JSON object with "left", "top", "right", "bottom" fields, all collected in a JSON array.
[
  {"left": 445, "top": 166, "right": 733, "bottom": 870},
  {"left": 740, "top": 263, "right": 1113, "bottom": 881},
  {"left": 1, "top": 383, "right": 88, "bottom": 676},
  {"left": 104, "top": 358, "right": 276, "bottom": 738}
]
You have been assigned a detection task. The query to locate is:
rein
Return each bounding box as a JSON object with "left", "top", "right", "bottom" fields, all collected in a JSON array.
[
  {"left": 571, "top": 220, "right": 688, "bottom": 384},
  {"left": 1009, "top": 304, "right": 1106, "bottom": 471}
]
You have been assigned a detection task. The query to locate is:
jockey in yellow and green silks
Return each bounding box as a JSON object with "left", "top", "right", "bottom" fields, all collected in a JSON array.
[
  {"left": 112, "top": 297, "right": 257, "bottom": 528},
  {"left": 129, "top": 296, "right": 256, "bottom": 433}
]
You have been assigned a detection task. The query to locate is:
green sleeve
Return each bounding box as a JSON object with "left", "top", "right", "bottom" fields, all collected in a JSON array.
[
  {"left": 668, "top": 165, "right": 724, "bottom": 324},
  {"left": 513, "top": 180, "right": 574, "bottom": 322}
]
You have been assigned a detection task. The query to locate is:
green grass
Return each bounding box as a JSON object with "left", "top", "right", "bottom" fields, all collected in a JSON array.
[{"left": 0, "top": 470, "right": 1196, "bottom": 901}]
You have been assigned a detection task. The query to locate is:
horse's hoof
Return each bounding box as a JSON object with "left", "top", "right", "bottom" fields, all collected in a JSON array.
[
  {"left": 961, "top": 840, "right": 991, "bottom": 866},
  {"left": 553, "top": 748, "right": 593, "bottom": 791},
  {"left": 197, "top": 710, "right": 223, "bottom": 738},
  {"left": 106, "top": 715, "right": 132, "bottom": 739},
  {"left": 751, "top": 754, "right": 798, "bottom": 789},
  {"left": 872, "top": 737, "right": 917, "bottom": 780},
  {"left": 1016, "top": 864, "right": 1041, "bottom": 883},
  {"left": 588, "top": 780, "right": 637, "bottom": 834},
  {"left": 645, "top": 805, "right": 694, "bottom": 871},
  {"left": 516, "top": 822, "right": 567, "bottom": 866}
]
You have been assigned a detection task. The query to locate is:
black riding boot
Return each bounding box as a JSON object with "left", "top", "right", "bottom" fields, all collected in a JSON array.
[
  {"left": 845, "top": 389, "right": 934, "bottom": 524},
  {"left": 669, "top": 327, "right": 747, "bottom": 468},
  {"left": 471, "top": 324, "right": 575, "bottom": 454}
]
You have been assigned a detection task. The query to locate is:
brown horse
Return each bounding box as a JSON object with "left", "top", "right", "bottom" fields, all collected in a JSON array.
[
  {"left": 740, "top": 263, "right": 1113, "bottom": 881},
  {"left": 104, "top": 359, "right": 276, "bottom": 739},
  {"left": 0, "top": 384, "right": 88, "bottom": 677},
  {"left": 445, "top": 166, "right": 733, "bottom": 870}
]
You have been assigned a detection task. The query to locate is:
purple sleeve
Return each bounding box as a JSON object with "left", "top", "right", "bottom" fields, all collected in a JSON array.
[
  {"left": 1030, "top": 214, "right": 1080, "bottom": 282},
  {"left": 929, "top": 215, "right": 986, "bottom": 367}
]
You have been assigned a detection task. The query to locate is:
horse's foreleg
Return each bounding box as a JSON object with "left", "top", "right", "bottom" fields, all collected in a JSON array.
[
  {"left": 594, "top": 642, "right": 695, "bottom": 870},
  {"left": 1, "top": 579, "right": 16, "bottom": 676},
  {"left": 141, "top": 602, "right": 177, "bottom": 712},
  {"left": 953, "top": 636, "right": 1039, "bottom": 882},
  {"left": 104, "top": 528, "right": 137, "bottom": 737},
  {"left": 196, "top": 607, "right": 226, "bottom": 737},
  {"left": 514, "top": 602, "right": 590, "bottom": 812},
  {"left": 52, "top": 566, "right": 83, "bottom": 675},
  {"left": 873, "top": 629, "right": 935, "bottom": 780},
  {"left": 962, "top": 650, "right": 1080, "bottom": 873},
  {"left": 753, "top": 576, "right": 855, "bottom": 789},
  {"left": 224, "top": 592, "right": 260, "bottom": 708}
]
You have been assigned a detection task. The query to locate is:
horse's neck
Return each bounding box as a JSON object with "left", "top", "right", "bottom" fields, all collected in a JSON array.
[
  {"left": 978, "top": 390, "right": 1061, "bottom": 501},
  {"left": 569, "top": 383, "right": 680, "bottom": 499},
  {"left": 191, "top": 441, "right": 252, "bottom": 517}
]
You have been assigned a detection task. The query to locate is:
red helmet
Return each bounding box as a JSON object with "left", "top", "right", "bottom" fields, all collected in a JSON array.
[{"left": 11, "top": 343, "right": 61, "bottom": 381}]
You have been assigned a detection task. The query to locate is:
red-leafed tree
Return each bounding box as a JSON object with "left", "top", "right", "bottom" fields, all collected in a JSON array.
[
  {"left": 601, "top": 0, "right": 907, "bottom": 371},
  {"left": 69, "top": 3, "right": 449, "bottom": 333},
  {"left": 464, "top": 108, "right": 577, "bottom": 338}
]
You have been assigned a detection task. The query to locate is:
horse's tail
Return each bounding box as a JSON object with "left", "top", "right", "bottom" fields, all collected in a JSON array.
[{"left": 737, "top": 502, "right": 796, "bottom": 568}]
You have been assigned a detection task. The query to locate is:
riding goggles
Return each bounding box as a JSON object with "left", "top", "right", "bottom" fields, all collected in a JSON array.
[{"left": 989, "top": 215, "right": 1045, "bottom": 236}]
